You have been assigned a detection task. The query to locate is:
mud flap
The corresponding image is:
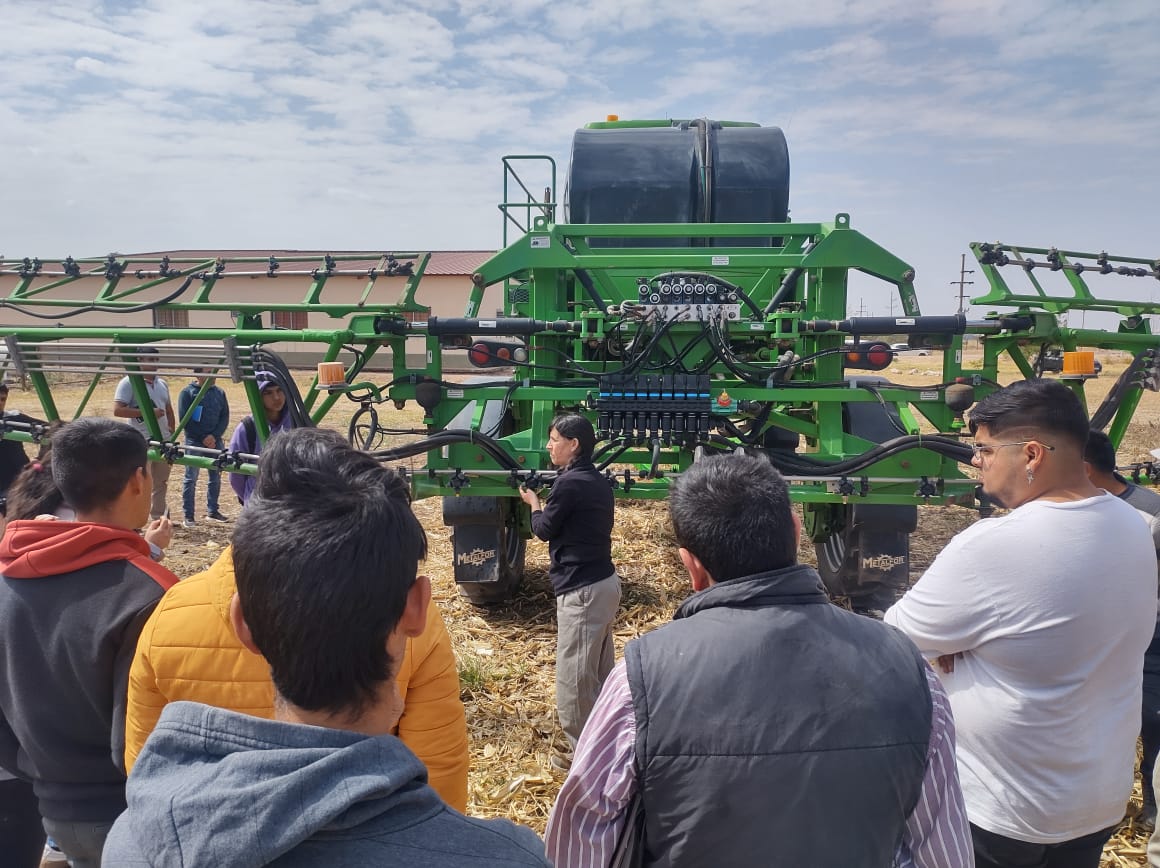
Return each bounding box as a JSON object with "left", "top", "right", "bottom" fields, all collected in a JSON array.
[
  {"left": 443, "top": 496, "right": 526, "bottom": 605},
  {"left": 440, "top": 379, "right": 527, "bottom": 605},
  {"left": 847, "top": 504, "right": 916, "bottom": 610},
  {"left": 814, "top": 381, "right": 919, "bottom": 613}
]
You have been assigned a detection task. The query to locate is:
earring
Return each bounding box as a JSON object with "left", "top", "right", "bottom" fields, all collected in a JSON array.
[{"left": 1026, "top": 468, "right": 1034, "bottom": 485}]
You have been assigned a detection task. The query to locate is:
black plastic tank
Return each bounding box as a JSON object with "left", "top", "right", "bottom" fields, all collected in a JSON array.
[
  {"left": 565, "top": 125, "right": 699, "bottom": 247},
  {"left": 564, "top": 119, "right": 790, "bottom": 248},
  {"left": 708, "top": 124, "right": 789, "bottom": 247}
]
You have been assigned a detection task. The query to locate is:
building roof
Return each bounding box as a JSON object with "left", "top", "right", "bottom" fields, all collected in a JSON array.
[{"left": 124, "top": 250, "right": 495, "bottom": 277}]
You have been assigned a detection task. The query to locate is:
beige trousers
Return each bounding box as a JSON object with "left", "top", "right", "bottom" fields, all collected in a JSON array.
[
  {"left": 555, "top": 572, "right": 621, "bottom": 747},
  {"left": 149, "top": 458, "right": 171, "bottom": 520}
]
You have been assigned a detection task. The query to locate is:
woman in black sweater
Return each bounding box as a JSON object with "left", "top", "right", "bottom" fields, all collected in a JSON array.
[{"left": 520, "top": 414, "right": 620, "bottom": 765}]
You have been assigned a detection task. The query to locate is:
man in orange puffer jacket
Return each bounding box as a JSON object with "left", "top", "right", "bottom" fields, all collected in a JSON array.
[{"left": 123, "top": 449, "right": 469, "bottom": 812}]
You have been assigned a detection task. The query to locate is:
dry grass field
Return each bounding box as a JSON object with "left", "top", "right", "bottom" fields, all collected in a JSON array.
[{"left": 8, "top": 347, "right": 1158, "bottom": 865}]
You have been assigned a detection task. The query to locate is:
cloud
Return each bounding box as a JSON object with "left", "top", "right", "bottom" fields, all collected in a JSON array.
[{"left": 0, "top": 0, "right": 1155, "bottom": 318}]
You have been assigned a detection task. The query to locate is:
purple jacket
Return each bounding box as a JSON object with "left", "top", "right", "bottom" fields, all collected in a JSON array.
[{"left": 227, "top": 411, "right": 293, "bottom": 505}]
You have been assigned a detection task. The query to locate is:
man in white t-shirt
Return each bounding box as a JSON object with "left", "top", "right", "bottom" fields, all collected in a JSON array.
[
  {"left": 112, "top": 347, "right": 175, "bottom": 520},
  {"left": 886, "top": 379, "right": 1157, "bottom": 868}
]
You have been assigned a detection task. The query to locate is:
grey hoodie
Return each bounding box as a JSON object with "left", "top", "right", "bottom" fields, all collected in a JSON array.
[{"left": 103, "top": 702, "right": 548, "bottom": 867}]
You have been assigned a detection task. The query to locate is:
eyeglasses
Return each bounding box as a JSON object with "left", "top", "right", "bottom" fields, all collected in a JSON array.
[{"left": 970, "top": 440, "right": 1057, "bottom": 459}]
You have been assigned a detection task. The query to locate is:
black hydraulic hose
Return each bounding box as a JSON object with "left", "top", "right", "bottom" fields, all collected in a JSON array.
[
  {"left": 747, "top": 432, "right": 971, "bottom": 472},
  {"left": 762, "top": 434, "right": 974, "bottom": 476},
  {"left": 595, "top": 442, "right": 632, "bottom": 471},
  {"left": 763, "top": 239, "right": 816, "bottom": 315},
  {"left": 573, "top": 269, "right": 608, "bottom": 311},
  {"left": 764, "top": 267, "right": 803, "bottom": 315},
  {"left": 619, "top": 316, "right": 676, "bottom": 376},
  {"left": 252, "top": 347, "right": 315, "bottom": 429},
  {"left": 731, "top": 283, "right": 763, "bottom": 320},
  {"left": 1091, "top": 351, "right": 1148, "bottom": 431},
  {"left": 369, "top": 428, "right": 523, "bottom": 471},
  {"left": 705, "top": 321, "right": 776, "bottom": 385},
  {"left": 0, "top": 275, "right": 195, "bottom": 319},
  {"left": 721, "top": 402, "right": 774, "bottom": 446},
  {"left": 592, "top": 440, "right": 622, "bottom": 463},
  {"left": 647, "top": 440, "right": 662, "bottom": 478},
  {"left": 340, "top": 344, "right": 368, "bottom": 383},
  {"left": 667, "top": 321, "right": 712, "bottom": 370},
  {"left": 777, "top": 437, "right": 966, "bottom": 470}
]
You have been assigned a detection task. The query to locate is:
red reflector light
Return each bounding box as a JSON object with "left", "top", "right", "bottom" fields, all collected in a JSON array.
[
  {"left": 842, "top": 342, "right": 894, "bottom": 371},
  {"left": 468, "top": 343, "right": 491, "bottom": 367}
]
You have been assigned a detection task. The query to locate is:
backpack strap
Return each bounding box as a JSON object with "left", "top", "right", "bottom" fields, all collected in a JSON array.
[{"left": 242, "top": 416, "right": 257, "bottom": 453}]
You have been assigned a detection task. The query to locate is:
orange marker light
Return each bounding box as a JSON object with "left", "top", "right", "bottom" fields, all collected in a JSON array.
[{"left": 1062, "top": 351, "right": 1096, "bottom": 376}]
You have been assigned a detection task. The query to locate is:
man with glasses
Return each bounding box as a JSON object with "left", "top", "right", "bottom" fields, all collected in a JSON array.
[{"left": 886, "top": 379, "right": 1157, "bottom": 868}]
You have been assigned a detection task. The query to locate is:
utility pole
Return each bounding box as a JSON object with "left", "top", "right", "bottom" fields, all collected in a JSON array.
[
  {"left": 952, "top": 253, "right": 974, "bottom": 315},
  {"left": 888, "top": 295, "right": 897, "bottom": 317}
]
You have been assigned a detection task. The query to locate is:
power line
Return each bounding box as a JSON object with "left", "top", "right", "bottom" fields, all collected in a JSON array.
[{"left": 951, "top": 253, "right": 974, "bottom": 315}]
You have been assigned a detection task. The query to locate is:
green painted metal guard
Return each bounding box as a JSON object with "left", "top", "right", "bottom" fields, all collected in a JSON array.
[{"left": 2, "top": 216, "right": 1159, "bottom": 515}]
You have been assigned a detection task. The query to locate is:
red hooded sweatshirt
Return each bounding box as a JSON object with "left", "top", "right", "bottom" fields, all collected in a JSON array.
[
  {"left": 0, "top": 520, "right": 177, "bottom": 590},
  {"left": 0, "top": 519, "right": 179, "bottom": 822}
]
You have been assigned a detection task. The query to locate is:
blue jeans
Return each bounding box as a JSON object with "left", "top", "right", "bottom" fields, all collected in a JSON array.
[
  {"left": 182, "top": 436, "right": 222, "bottom": 519},
  {"left": 40, "top": 818, "right": 114, "bottom": 868}
]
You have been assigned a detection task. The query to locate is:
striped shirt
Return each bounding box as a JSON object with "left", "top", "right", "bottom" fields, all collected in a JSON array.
[{"left": 545, "top": 660, "right": 973, "bottom": 868}]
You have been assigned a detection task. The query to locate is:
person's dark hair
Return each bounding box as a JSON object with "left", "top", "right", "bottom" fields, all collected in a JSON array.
[
  {"left": 968, "top": 379, "right": 1089, "bottom": 449},
  {"left": 669, "top": 452, "right": 798, "bottom": 581},
  {"left": 232, "top": 428, "right": 428, "bottom": 717},
  {"left": 550, "top": 413, "right": 596, "bottom": 464},
  {"left": 5, "top": 456, "right": 65, "bottom": 520},
  {"left": 135, "top": 346, "right": 159, "bottom": 356},
  {"left": 50, "top": 418, "right": 148, "bottom": 513},
  {"left": 1084, "top": 430, "right": 1118, "bottom": 474},
  {"left": 0, "top": 383, "right": 8, "bottom": 396}
]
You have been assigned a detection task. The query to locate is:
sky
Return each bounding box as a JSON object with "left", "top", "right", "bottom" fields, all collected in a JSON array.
[{"left": 2, "top": 0, "right": 1158, "bottom": 319}]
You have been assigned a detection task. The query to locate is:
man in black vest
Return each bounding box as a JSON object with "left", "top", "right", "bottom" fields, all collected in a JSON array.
[{"left": 545, "top": 453, "right": 972, "bottom": 868}]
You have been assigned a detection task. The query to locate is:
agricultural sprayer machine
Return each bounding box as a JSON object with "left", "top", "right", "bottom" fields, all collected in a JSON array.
[{"left": 3, "top": 117, "right": 1160, "bottom": 609}]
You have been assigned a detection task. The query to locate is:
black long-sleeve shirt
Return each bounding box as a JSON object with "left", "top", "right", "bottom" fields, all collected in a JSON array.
[
  {"left": 530, "top": 460, "right": 615, "bottom": 596},
  {"left": 0, "top": 411, "right": 44, "bottom": 494}
]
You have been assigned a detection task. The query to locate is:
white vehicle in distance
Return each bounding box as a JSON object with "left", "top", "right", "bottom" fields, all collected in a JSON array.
[{"left": 890, "top": 342, "right": 930, "bottom": 356}]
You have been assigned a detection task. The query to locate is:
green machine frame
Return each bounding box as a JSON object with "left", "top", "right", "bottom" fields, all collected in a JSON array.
[{"left": 3, "top": 124, "right": 1160, "bottom": 608}]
